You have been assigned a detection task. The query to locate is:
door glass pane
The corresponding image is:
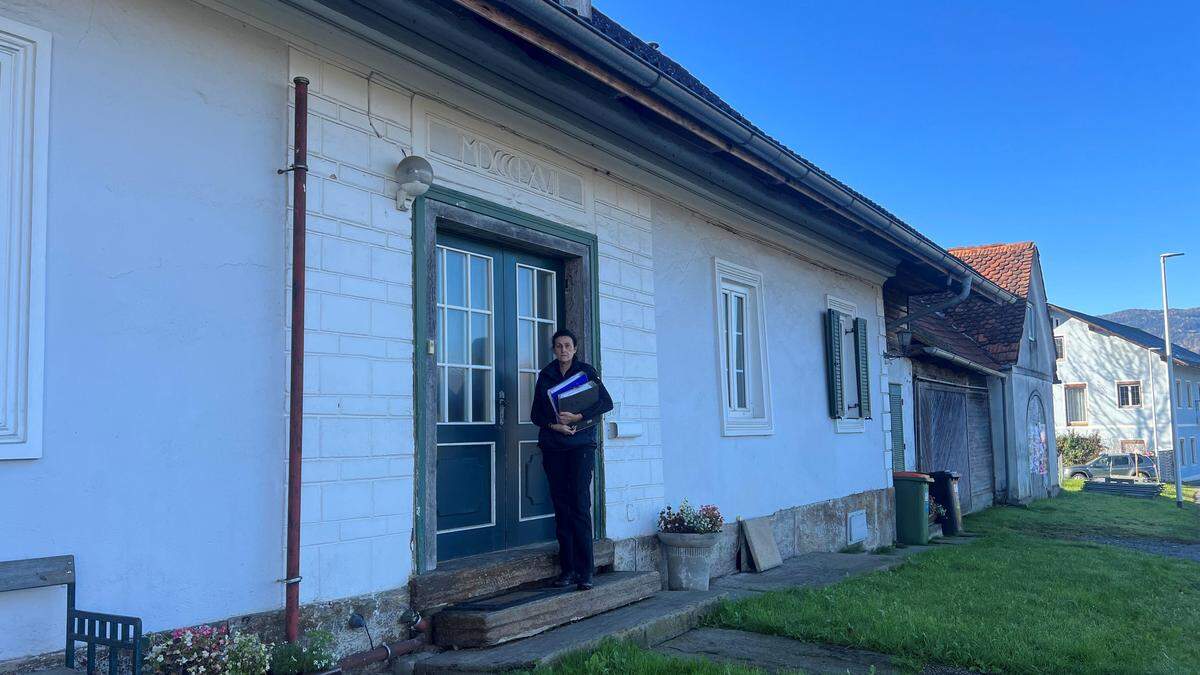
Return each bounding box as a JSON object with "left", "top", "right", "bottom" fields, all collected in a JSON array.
[
  {"left": 538, "top": 322, "right": 556, "bottom": 367},
  {"left": 446, "top": 309, "right": 467, "bottom": 364},
  {"left": 470, "top": 256, "right": 491, "bottom": 310},
  {"left": 518, "top": 320, "right": 534, "bottom": 370},
  {"left": 519, "top": 372, "right": 535, "bottom": 424},
  {"left": 437, "top": 366, "right": 446, "bottom": 423},
  {"left": 517, "top": 266, "right": 533, "bottom": 317},
  {"left": 447, "top": 367, "right": 467, "bottom": 422},
  {"left": 470, "top": 313, "right": 492, "bottom": 366},
  {"left": 445, "top": 250, "right": 467, "bottom": 307},
  {"left": 437, "top": 249, "right": 445, "bottom": 302},
  {"left": 436, "top": 309, "right": 444, "bottom": 361},
  {"left": 536, "top": 270, "right": 555, "bottom": 320},
  {"left": 472, "top": 370, "right": 492, "bottom": 423}
]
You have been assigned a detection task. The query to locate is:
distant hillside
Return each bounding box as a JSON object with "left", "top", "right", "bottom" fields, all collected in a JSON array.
[{"left": 1101, "top": 308, "right": 1200, "bottom": 354}]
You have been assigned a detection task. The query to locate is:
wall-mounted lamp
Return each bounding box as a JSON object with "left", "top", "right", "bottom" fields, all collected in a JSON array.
[
  {"left": 897, "top": 329, "right": 913, "bottom": 354},
  {"left": 395, "top": 155, "right": 434, "bottom": 211}
]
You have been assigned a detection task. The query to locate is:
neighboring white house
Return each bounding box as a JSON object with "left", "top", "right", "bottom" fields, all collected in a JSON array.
[
  {"left": 0, "top": 0, "right": 1029, "bottom": 667},
  {"left": 1051, "top": 305, "right": 1200, "bottom": 481}
]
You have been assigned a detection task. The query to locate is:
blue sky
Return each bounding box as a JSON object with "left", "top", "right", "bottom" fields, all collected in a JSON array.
[{"left": 598, "top": 0, "right": 1199, "bottom": 314}]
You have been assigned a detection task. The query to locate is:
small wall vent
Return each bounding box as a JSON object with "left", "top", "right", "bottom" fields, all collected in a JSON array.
[{"left": 847, "top": 509, "right": 868, "bottom": 544}]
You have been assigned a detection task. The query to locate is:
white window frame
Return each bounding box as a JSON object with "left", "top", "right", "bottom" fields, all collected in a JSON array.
[
  {"left": 0, "top": 18, "right": 50, "bottom": 460},
  {"left": 713, "top": 259, "right": 772, "bottom": 436},
  {"left": 1054, "top": 336, "right": 1064, "bottom": 361},
  {"left": 828, "top": 295, "right": 866, "bottom": 433},
  {"left": 1115, "top": 381, "right": 1142, "bottom": 409},
  {"left": 1026, "top": 303, "right": 1037, "bottom": 344}
]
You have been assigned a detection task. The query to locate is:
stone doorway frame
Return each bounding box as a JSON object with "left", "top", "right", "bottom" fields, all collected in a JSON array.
[{"left": 412, "top": 186, "right": 603, "bottom": 573}]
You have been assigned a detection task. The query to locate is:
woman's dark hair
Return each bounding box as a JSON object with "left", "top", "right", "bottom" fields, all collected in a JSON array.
[{"left": 551, "top": 328, "right": 578, "bottom": 348}]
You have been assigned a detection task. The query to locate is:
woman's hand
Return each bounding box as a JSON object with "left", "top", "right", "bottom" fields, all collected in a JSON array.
[
  {"left": 550, "top": 423, "right": 577, "bottom": 435},
  {"left": 558, "top": 411, "right": 583, "bottom": 425}
]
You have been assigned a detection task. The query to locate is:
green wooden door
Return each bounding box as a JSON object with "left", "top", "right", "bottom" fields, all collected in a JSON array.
[{"left": 435, "top": 233, "right": 560, "bottom": 560}]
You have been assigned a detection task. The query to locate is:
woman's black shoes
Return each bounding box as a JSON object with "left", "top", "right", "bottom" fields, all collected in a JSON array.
[
  {"left": 550, "top": 573, "right": 576, "bottom": 588},
  {"left": 576, "top": 578, "right": 594, "bottom": 591}
]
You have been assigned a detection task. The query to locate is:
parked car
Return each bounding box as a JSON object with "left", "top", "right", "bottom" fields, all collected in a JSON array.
[{"left": 1065, "top": 453, "right": 1159, "bottom": 482}]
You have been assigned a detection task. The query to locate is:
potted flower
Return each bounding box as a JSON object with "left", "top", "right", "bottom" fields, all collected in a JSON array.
[{"left": 657, "top": 499, "right": 724, "bottom": 590}]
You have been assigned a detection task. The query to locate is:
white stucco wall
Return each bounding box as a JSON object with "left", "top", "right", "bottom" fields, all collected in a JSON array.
[
  {"left": 1006, "top": 258, "right": 1059, "bottom": 500},
  {"left": 1, "top": 0, "right": 900, "bottom": 662},
  {"left": 652, "top": 202, "right": 890, "bottom": 520},
  {"left": 0, "top": 0, "right": 287, "bottom": 659}
]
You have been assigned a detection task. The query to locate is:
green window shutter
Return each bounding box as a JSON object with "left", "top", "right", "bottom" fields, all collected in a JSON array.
[
  {"left": 824, "top": 309, "right": 845, "bottom": 418},
  {"left": 854, "top": 317, "right": 871, "bottom": 419},
  {"left": 889, "top": 383, "right": 905, "bottom": 471}
]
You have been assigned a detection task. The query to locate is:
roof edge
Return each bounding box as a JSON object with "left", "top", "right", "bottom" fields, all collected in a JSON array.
[{"left": 466, "top": 0, "right": 1018, "bottom": 304}]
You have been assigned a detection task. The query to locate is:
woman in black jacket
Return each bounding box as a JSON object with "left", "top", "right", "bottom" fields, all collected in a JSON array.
[{"left": 530, "top": 328, "right": 613, "bottom": 591}]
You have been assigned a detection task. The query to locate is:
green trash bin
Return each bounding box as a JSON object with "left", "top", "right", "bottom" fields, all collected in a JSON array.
[{"left": 893, "top": 471, "right": 933, "bottom": 545}]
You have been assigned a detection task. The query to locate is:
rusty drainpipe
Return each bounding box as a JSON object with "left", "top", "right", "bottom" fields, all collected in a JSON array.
[{"left": 283, "top": 75, "right": 310, "bottom": 643}]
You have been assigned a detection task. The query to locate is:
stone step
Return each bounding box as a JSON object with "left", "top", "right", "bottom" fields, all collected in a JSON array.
[
  {"left": 432, "top": 571, "right": 661, "bottom": 648},
  {"left": 410, "top": 539, "right": 615, "bottom": 611}
]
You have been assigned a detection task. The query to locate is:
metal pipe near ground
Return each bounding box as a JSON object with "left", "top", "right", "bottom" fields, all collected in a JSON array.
[
  {"left": 285, "top": 75, "right": 311, "bottom": 641},
  {"left": 337, "top": 634, "right": 429, "bottom": 670}
]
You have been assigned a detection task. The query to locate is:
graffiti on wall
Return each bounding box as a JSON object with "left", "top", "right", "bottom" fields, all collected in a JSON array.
[{"left": 1027, "top": 393, "right": 1048, "bottom": 476}]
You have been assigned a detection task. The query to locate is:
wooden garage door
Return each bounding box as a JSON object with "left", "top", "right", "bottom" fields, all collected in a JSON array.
[
  {"left": 966, "top": 391, "right": 994, "bottom": 510},
  {"left": 917, "top": 381, "right": 995, "bottom": 514}
]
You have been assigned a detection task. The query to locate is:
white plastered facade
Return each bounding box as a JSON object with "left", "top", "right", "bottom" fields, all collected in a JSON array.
[{"left": 0, "top": 0, "right": 899, "bottom": 661}]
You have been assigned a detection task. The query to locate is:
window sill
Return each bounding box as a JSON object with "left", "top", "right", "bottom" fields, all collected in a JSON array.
[
  {"left": 721, "top": 418, "right": 774, "bottom": 437},
  {"left": 835, "top": 418, "right": 866, "bottom": 434}
]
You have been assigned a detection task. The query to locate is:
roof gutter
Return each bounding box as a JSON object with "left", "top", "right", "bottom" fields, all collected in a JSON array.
[
  {"left": 920, "top": 347, "right": 1006, "bottom": 378},
  {"left": 886, "top": 275, "right": 973, "bottom": 331},
  {"left": 483, "top": 0, "right": 1017, "bottom": 304}
]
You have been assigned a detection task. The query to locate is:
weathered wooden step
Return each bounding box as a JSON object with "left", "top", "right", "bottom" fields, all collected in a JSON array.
[
  {"left": 433, "top": 571, "right": 660, "bottom": 648},
  {"left": 411, "top": 539, "right": 615, "bottom": 611}
]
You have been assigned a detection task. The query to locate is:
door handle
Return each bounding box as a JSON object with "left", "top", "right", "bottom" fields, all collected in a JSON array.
[{"left": 497, "top": 389, "right": 506, "bottom": 428}]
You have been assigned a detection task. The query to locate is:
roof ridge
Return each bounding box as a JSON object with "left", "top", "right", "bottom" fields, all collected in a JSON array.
[{"left": 947, "top": 241, "right": 1035, "bottom": 253}]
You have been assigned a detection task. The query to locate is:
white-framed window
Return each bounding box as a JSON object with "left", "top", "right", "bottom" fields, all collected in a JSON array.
[
  {"left": 713, "top": 259, "right": 772, "bottom": 436},
  {"left": 824, "top": 295, "right": 872, "bottom": 433},
  {"left": 0, "top": 18, "right": 50, "bottom": 461},
  {"left": 1116, "top": 381, "right": 1142, "bottom": 409},
  {"left": 1054, "top": 336, "right": 1064, "bottom": 360},
  {"left": 1026, "top": 303, "right": 1037, "bottom": 343},
  {"left": 1065, "top": 384, "right": 1087, "bottom": 426}
]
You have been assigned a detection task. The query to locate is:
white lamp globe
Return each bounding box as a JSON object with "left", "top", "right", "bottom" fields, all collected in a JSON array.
[{"left": 396, "top": 155, "right": 434, "bottom": 209}]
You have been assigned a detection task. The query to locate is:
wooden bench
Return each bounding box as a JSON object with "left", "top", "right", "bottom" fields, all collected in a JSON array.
[{"left": 0, "top": 555, "right": 142, "bottom": 674}]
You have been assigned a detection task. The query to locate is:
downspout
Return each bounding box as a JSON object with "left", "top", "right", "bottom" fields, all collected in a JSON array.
[
  {"left": 488, "top": 0, "right": 1015, "bottom": 302},
  {"left": 283, "top": 76, "right": 310, "bottom": 643},
  {"left": 885, "top": 276, "right": 973, "bottom": 331}
]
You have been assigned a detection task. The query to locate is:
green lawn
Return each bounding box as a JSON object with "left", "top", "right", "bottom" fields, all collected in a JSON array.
[
  {"left": 707, "top": 481, "right": 1200, "bottom": 673},
  {"left": 530, "top": 638, "right": 773, "bottom": 675},
  {"left": 537, "top": 481, "right": 1200, "bottom": 674},
  {"left": 973, "top": 478, "right": 1200, "bottom": 543}
]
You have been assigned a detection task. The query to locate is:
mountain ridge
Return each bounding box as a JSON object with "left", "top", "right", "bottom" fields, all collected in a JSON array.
[{"left": 1100, "top": 307, "right": 1200, "bottom": 354}]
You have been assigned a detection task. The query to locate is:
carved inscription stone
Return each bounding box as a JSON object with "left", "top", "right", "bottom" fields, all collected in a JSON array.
[{"left": 428, "top": 119, "right": 584, "bottom": 206}]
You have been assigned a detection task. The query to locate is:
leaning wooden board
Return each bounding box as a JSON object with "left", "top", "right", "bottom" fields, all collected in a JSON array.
[{"left": 740, "top": 516, "right": 782, "bottom": 572}]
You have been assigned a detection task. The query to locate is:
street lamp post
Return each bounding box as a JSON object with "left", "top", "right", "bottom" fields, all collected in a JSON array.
[{"left": 1160, "top": 252, "right": 1185, "bottom": 508}]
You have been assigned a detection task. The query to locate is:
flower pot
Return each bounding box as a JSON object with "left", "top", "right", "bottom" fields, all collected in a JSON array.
[{"left": 657, "top": 531, "right": 719, "bottom": 590}]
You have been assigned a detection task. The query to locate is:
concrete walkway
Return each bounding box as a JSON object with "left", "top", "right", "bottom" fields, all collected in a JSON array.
[{"left": 400, "top": 537, "right": 976, "bottom": 673}]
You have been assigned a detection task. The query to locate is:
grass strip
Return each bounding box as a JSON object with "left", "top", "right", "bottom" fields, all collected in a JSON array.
[
  {"left": 706, "top": 530, "right": 1200, "bottom": 673},
  {"left": 971, "top": 479, "right": 1200, "bottom": 543},
  {"left": 529, "top": 637, "right": 776, "bottom": 674}
]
